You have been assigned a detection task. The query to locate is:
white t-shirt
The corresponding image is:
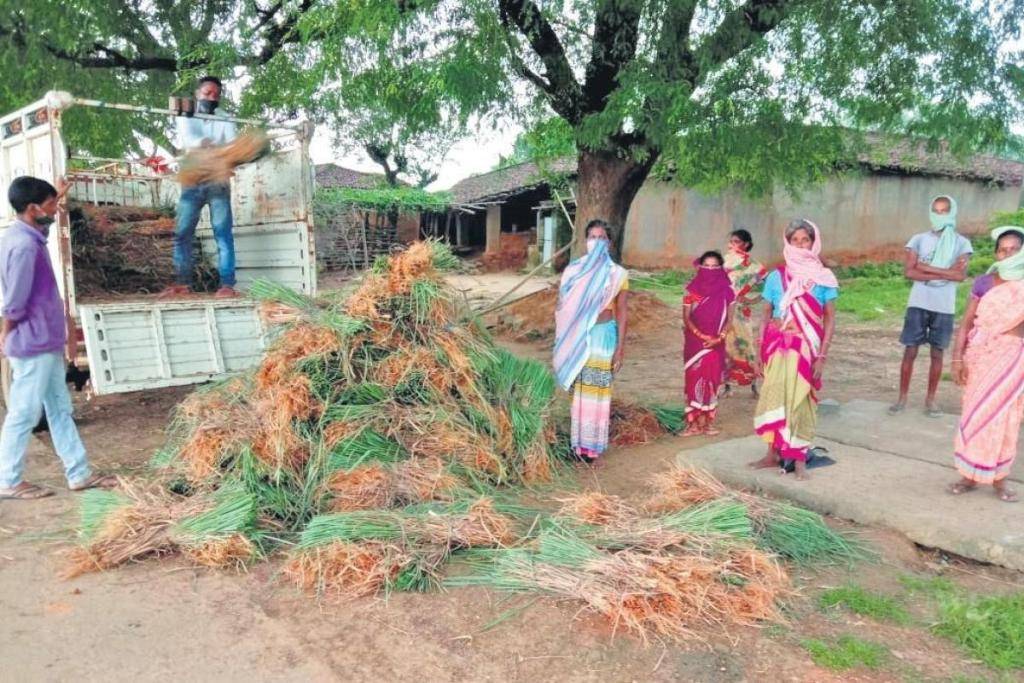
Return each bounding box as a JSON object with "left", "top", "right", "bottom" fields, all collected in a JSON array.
[
  {"left": 905, "top": 231, "right": 973, "bottom": 315},
  {"left": 176, "top": 107, "right": 237, "bottom": 150}
]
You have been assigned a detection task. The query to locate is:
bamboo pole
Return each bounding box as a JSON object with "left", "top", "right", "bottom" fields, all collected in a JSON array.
[
  {"left": 66, "top": 96, "right": 305, "bottom": 130},
  {"left": 473, "top": 191, "right": 577, "bottom": 316}
]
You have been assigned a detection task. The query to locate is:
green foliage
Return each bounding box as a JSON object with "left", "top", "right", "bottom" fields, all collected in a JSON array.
[
  {"left": 819, "top": 585, "right": 911, "bottom": 624},
  {"left": 174, "top": 483, "right": 258, "bottom": 543},
  {"left": 656, "top": 499, "right": 753, "bottom": 539},
  {"left": 648, "top": 404, "right": 687, "bottom": 434},
  {"left": 631, "top": 270, "right": 690, "bottom": 306},
  {"left": 496, "top": 117, "right": 576, "bottom": 169},
  {"left": 327, "top": 428, "right": 407, "bottom": 472},
  {"left": 756, "top": 504, "right": 865, "bottom": 564},
  {"left": 801, "top": 635, "right": 889, "bottom": 671},
  {"left": 315, "top": 186, "right": 452, "bottom": 214},
  {"left": 899, "top": 574, "right": 958, "bottom": 598},
  {"left": 77, "top": 489, "right": 132, "bottom": 541},
  {"left": 992, "top": 209, "right": 1024, "bottom": 228},
  {"left": 934, "top": 593, "right": 1024, "bottom": 671}
]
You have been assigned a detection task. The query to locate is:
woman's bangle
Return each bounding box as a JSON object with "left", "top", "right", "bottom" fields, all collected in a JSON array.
[{"left": 952, "top": 359, "right": 963, "bottom": 364}]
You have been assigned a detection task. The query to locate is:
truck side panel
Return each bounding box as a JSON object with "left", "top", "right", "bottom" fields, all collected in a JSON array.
[{"left": 79, "top": 300, "right": 267, "bottom": 395}]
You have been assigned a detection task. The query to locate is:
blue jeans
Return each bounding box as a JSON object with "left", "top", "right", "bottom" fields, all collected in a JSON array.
[
  {"left": 174, "top": 182, "right": 235, "bottom": 287},
  {"left": 0, "top": 352, "right": 90, "bottom": 489}
]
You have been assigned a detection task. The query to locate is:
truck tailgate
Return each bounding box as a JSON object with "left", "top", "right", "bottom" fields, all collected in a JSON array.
[{"left": 79, "top": 299, "right": 267, "bottom": 395}]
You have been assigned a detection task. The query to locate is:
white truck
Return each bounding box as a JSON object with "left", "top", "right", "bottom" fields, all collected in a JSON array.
[{"left": 0, "top": 92, "right": 316, "bottom": 401}]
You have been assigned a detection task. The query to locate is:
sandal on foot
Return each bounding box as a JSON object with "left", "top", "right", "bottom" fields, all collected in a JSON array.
[
  {"left": 69, "top": 474, "right": 117, "bottom": 492},
  {"left": 996, "top": 487, "right": 1019, "bottom": 503},
  {"left": 682, "top": 426, "right": 704, "bottom": 437},
  {"left": 947, "top": 481, "right": 977, "bottom": 495},
  {"left": 0, "top": 482, "right": 55, "bottom": 500},
  {"left": 703, "top": 426, "right": 722, "bottom": 436},
  {"left": 925, "top": 407, "right": 943, "bottom": 418},
  {"left": 887, "top": 403, "right": 905, "bottom": 416}
]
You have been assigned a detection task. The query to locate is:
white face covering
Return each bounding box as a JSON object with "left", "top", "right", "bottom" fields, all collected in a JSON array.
[{"left": 586, "top": 237, "right": 608, "bottom": 253}]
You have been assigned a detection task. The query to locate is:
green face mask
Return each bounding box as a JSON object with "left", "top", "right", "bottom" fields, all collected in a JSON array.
[
  {"left": 929, "top": 211, "right": 954, "bottom": 232},
  {"left": 988, "top": 226, "right": 1024, "bottom": 282}
]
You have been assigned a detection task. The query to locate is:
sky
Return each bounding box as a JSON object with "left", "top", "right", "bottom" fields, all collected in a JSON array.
[{"left": 306, "top": 120, "right": 522, "bottom": 191}]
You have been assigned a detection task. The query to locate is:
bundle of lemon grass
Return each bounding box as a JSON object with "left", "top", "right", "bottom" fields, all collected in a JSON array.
[{"left": 177, "top": 128, "right": 271, "bottom": 187}]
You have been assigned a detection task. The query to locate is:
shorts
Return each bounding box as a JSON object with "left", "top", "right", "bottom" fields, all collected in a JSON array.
[{"left": 899, "top": 307, "right": 954, "bottom": 350}]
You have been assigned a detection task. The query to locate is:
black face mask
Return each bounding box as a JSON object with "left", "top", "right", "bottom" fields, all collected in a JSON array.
[{"left": 196, "top": 99, "right": 219, "bottom": 115}]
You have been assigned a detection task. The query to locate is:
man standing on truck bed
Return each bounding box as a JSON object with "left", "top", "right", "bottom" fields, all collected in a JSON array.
[
  {"left": 160, "top": 75, "right": 239, "bottom": 299},
  {"left": 0, "top": 176, "right": 113, "bottom": 499}
]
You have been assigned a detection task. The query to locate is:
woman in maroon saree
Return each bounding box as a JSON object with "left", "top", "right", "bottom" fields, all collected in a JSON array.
[{"left": 682, "top": 251, "right": 735, "bottom": 436}]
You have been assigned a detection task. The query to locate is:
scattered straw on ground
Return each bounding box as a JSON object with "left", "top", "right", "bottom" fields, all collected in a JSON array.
[{"left": 489, "top": 287, "right": 674, "bottom": 343}]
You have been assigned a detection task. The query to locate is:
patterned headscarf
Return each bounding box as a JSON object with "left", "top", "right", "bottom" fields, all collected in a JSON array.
[{"left": 779, "top": 219, "right": 839, "bottom": 314}]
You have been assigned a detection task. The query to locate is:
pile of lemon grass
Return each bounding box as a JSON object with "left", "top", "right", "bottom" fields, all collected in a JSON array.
[{"left": 68, "top": 241, "right": 561, "bottom": 581}]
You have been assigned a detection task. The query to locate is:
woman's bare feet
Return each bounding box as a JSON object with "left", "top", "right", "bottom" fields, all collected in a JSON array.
[
  {"left": 748, "top": 447, "right": 779, "bottom": 469},
  {"left": 789, "top": 460, "right": 810, "bottom": 481},
  {"left": 947, "top": 478, "right": 977, "bottom": 496},
  {"left": 994, "top": 481, "right": 1019, "bottom": 503}
]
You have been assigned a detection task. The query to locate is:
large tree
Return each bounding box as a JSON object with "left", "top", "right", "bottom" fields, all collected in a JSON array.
[
  {"left": 248, "top": 0, "right": 1023, "bottom": 249},
  {"left": 0, "top": 1, "right": 324, "bottom": 154},
  {"left": 6, "top": 1, "right": 1022, "bottom": 250}
]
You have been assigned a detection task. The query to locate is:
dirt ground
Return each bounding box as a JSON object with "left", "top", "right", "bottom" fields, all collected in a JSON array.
[{"left": 0, "top": 281, "right": 1015, "bottom": 682}]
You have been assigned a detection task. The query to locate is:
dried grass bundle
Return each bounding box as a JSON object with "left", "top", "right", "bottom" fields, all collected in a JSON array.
[
  {"left": 183, "top": 533, "right": 258, "bottom": 569},
  {"left": 609, "top": 402, "right": 665, "bottom": 447},
  {"left": 451, "top": 525, "right": 787, "bottom": 642},
  {"left": 63, "top": 482, "right": 203, "bottom": 579},
  {"left": 177, "top": 129, "right": 271, "bottom": 187},
  {"left": 259, "top": 301, "right": 300, "bottom": 326},
  {"left": 557, "top": 492, "right": 638, "bottom": 526},
  {"left": 416, "top": 498, "right": 517, "bottom": 549},
  {"left": 386, "top": 241, "right": 436, "bottom": 295},
  {"left": 644, "top": 466, "right": 730, "bottom": 512},
  {"left": 284, "top": 541, "right": 412, "bottom": 600},
  {"left": 327, "top": 464, "right": 394, "bottom": 511},
  {"left": 521, "top": 440, "right": 553, "bottom": 484},
  {"left": 393, "top": 457, "right": 461, "bottom": 503},
  {"left": 255, "top": 324, "right": 340, "bottom": 389}
]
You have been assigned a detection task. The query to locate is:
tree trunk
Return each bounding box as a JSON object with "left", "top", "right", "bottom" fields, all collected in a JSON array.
[{"left": 573, "top": 148, "right": 656, "bottom": 260}]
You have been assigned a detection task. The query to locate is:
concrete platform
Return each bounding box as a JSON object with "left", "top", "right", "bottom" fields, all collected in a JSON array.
[{"left": 678, "top": 400, "right": 1024, "bottom": 571}]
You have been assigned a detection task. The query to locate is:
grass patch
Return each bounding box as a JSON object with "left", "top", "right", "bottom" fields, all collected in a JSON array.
[
  {"left": 819, "top": 585, "right": 911, "bottom": 624},
  {"left": 630, "top": 269, "right": 688, "bottom": 306},
  {"left": 899, "top": 574, "right": 957, "bottom": 598},
  {"left": 834, "top": 277, "right": 973, "bottom": 322},
  {"left": 934, "top": 593, "right": 1024, "bottom": 671},
  {"left": 802, "top": 635, "right": 889, "bottom": 670}
]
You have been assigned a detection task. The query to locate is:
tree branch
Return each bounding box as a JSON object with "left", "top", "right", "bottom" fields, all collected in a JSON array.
[
  {"left": 497, "top": 0, "right": 583, "bottom": 124},
  {"left": 252, "top": 0, "right": 317, "bottom": 65},
  {"left": 695, "top": 0, "right": 794, "bottom": 78},
  {"left": 0, "top": 21, "right": 182, "bottom": 71},
  {"left": 581, "top": 0, "right": 643, "bottom": 115},
  {"left": 653, "top": 0, "right": 699, "bottom": 84}
]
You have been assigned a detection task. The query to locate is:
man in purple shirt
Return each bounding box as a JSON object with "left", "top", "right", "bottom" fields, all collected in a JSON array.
[{"left": 0, "top": 176, "right": 111, "bottom": 499}]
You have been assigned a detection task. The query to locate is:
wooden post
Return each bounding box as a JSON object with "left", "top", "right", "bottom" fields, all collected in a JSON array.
[
  {"left": 485, "top": 204, "right": 501, "bottom": 253},
  {"left": 456, "top": 213, "right": 464, "bottom": 247}
]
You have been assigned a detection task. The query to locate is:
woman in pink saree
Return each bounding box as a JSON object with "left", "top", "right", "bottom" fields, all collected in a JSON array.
[
  {"left": 750, "top": 219, "right": 839, "bottom": 480},
  {"left": 682, "top": 251, "right": 735, "bottom": 436},
  {"left": 948, "top": 226, "right": 1024, "bottom": 502}
]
